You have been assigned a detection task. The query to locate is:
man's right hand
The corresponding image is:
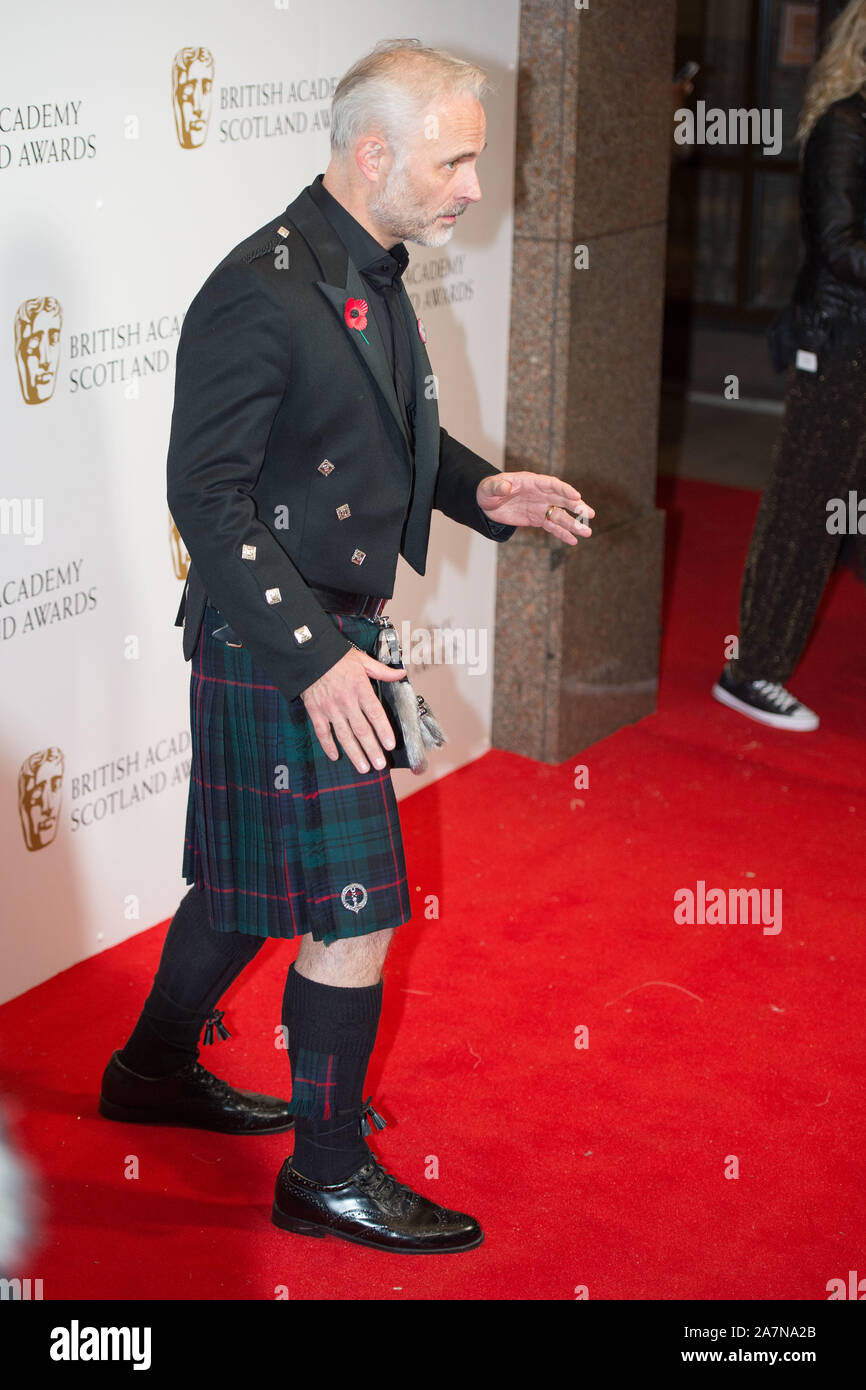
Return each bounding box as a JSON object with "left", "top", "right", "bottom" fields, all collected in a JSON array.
[{"left": 300, "top": 648, "right": 407, "bottom": 773}]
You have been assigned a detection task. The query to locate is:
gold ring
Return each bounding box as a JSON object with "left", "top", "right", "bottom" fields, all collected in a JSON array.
[{"left": 545, "top": 504, "right": 556, "bottom": 521}]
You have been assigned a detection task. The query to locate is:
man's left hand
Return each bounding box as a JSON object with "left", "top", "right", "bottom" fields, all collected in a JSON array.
[{"left": 476, "top": 471, "right": 595, "bottom": 545}]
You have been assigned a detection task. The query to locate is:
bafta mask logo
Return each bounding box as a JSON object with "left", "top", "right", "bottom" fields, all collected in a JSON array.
[
  {"left": 168, "top": 511, "right": 190, "bottom": 579},
  {"left": 172, "top": 47, "right": 214, "bottom": 149},
  {"left": 15, "top": 297, "right": 62, "bottom": 404},
  {"left": 19, "top": 747, "right": 64, "bottom": 850}
]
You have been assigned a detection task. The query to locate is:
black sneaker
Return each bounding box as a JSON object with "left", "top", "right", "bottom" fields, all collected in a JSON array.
[{"left": 711, "top": 665, "right": 819, "bottom": 731}]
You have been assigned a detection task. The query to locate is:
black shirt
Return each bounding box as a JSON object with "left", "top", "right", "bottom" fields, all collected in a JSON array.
[{"left": 309, "top": 173, "right": 416, "bottom": 452}]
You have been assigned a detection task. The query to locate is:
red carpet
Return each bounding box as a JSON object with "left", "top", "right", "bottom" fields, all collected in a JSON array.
[{"left": 2, "top": 476, "right": 864, "bottom": 1301}]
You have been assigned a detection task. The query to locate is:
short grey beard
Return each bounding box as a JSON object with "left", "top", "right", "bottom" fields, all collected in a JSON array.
[{"left": 369, "top": 156, "right": 459, "bottom": 248}]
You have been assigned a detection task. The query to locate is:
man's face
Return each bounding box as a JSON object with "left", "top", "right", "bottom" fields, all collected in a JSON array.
[
  {"left": 20, "top": 308, "right": 61, "bottom": 402},
  {"left": 369, "top": 92, "right": 486, "bottom": 248},
  {"left": 177, "top": 59, "right": 212, "bottom": 147}
]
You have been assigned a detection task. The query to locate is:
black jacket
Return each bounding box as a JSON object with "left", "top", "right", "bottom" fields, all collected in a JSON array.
[
  {"left": 166, "top": 177, "right": 514, "bottom": 703},
  {"left": 770, "top": 90, "right": 866, "bottom": 369}
]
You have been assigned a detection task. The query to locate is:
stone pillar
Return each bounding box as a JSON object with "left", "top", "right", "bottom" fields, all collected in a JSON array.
[{"left": 492, "top": 0, "right": 676, "bottom": 760}]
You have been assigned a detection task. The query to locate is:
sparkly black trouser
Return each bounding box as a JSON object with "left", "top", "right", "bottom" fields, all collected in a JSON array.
[{"left": 730, "top": 345, "right": 866, "bottom": 685}]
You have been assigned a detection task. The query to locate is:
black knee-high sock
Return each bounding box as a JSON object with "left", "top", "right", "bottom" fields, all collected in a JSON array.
[
  {"left": 282, "top": 961, "right": 383, "bottom": 1185},
  {"left": 118, "top": 888, "right": 266, "bottom": 1078}
]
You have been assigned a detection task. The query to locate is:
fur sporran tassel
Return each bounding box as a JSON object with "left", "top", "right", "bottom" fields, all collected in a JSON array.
[
  {"left": 417, "top": 694, "right": 446, "bottom": 751},
  {"left": 376, "top": 622, "right": 447, "bottom": 774}
]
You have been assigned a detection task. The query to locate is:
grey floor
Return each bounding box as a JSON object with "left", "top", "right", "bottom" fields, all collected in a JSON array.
[{"left": 658, "top": 324, "right": 784, "bottom": 491}]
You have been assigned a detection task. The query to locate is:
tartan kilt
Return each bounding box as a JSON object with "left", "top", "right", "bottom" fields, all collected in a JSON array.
[{"left": 181, "top": 601, "right": 412, "bottom": 945}]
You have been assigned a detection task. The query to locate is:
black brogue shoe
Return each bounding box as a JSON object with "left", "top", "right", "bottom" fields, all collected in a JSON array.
[
  {"left": 98, "top": 1051, "right": 294, "bottom": 1134},
  {"left": 271, "top": 1100, "right": 483, "bottom": 1253}
]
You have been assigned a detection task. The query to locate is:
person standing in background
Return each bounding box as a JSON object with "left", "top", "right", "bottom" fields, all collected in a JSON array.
[{"left": 713, "top": 0, "right": 866, "bottom": 731}]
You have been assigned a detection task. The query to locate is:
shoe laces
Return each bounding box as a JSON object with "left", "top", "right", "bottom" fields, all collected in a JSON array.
[
  {"left": 752, "top": 680, "right": 797, "bottom": 712},
  {"left": 354, "top": 1101, "right": 411, "bottom": 1212},
  {"left": 175, "top": 1060, "right": 229, "bottom": 1095},
  {"left": 358, "top": 1153, "right": 413, "bottom": 1215}
]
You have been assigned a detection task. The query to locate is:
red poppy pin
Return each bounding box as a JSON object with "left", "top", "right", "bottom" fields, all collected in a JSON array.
[
  {"left": 344, "top": 297, "right": 370, "bottom": 344},
  {"left": 417, "top": 317, "right": 427, "bottom": 344}
]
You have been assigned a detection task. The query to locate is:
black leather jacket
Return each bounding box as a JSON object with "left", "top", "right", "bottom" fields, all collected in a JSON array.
[{"left": 770, "top": 90, "right": 866, "bottom": 369}]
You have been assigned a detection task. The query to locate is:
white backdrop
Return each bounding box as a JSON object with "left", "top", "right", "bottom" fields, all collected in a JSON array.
[{"left": 0, "top": 0, "right": 520, "bottom": 1004}]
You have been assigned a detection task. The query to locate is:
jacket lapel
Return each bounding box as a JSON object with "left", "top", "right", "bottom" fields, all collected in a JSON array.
[
  {"left": 317, "top": 270, "right": 409, "bottom": 449},
  {"left": 283, "top": 187, "right": 410, "bottom": 452},
  {"left": 398, "top": 283, "right": 440, "bottom": 488},
  {"left": 280, "top": 182, "right": 443, "bottom": 570}
]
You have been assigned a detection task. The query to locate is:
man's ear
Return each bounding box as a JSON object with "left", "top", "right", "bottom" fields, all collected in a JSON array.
[{"left": 355, "top": 135, "right": 388, "bottom": 185}]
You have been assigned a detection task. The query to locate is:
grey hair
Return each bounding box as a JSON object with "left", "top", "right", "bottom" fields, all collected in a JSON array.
[{"left": 330, "top": 37, "right": 491, "bottom": 162}]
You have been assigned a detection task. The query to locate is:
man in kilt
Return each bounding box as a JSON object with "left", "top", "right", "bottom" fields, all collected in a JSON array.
[{"left": 98, "top": 38, "right": 594, "bottom": 1254}]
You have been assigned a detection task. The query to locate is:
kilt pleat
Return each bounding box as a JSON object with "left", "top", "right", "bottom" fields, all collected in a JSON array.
[{"left": 181, "top": 602, "right": 412, "bottom": 944}]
